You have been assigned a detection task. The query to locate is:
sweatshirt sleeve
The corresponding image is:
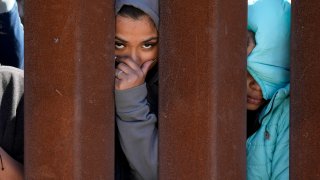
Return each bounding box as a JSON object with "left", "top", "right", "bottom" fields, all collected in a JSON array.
[
  {"left": 270, "top": 98, "right": 289, "bottom": 180},
  {"left": 115, "top": 83, "right": 158, "bottom": 180},
  {"left": 0, "top": 1, "right": 24, "bottom": 69}
]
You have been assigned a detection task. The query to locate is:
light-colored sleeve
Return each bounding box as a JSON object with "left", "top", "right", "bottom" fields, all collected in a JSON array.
[
  {"left": 271, "top": 99, "right": 289, "bottom": 180},
  {"left": 115, "top": 83, "right": 158, "bottom": 180}
]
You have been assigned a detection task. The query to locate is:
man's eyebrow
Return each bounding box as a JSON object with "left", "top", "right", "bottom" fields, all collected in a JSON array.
[
  {"left": 115, "top": 36, "right": 127, "bottom": 43},
  {"left": 143, "top": 37, "right": 158, "bottom": 43}
]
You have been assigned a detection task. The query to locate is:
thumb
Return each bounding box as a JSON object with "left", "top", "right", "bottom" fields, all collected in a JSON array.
[{"left": 141, "top": 60, "right": 155, "bottom": 76}]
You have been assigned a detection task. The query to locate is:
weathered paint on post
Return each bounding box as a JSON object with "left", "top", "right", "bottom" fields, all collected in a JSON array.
[
  {"left": 25, "top": 0, "right": 115, "bottom": 179},
  {"left": 159, "top": 0, "right": 247, "bottom": 179},
  {"left": 291, "top": 1, "right": 320, "bottom": 179}
]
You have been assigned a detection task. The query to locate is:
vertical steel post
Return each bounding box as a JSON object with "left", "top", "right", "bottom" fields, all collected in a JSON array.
[
  {"left": 291, "top": 1, "right": 320, "bottom": 179},
  {"left": 159, "top": 0, "right": 247, "bottom": 179},
  {"left": 25, "top": 0, "right": 115, "bottom": 179}
]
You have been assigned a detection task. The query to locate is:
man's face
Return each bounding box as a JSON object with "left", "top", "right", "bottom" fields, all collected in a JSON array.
[{"left": 115, "top": 15, "right": 158, "bottom": 67}]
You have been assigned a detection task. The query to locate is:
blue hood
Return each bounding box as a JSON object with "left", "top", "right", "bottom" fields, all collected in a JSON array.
[{"left": 247, "top": 0, "right": 291, "bottom": 100}]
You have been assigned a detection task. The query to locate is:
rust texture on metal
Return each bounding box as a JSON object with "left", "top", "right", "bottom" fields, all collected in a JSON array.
[
  {"left": 25, "top": 0, "right": 115, "bottom": 179},
  {"left": 159, "top": 0, "right": 247, "bottom": 179},
  {"left": 291, "top": 0, "right": 320, "bottom": 179}
]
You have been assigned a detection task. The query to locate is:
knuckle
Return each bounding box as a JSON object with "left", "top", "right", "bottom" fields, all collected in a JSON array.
[{"left": 118, "top": 63, "right": 126, "bottom": 69}]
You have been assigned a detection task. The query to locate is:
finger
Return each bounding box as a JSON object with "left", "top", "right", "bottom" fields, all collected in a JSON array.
[
  {"left": 115, "top": 69, "right": 126, "bottom": 79},
  {"left": 116, "top": 56, "right": 141, "bottom": 72},
  {"left": 141, "top": 60, "right": 155, "bottom": 76},
  {"left": 117, "top": 62, "right": 135, "bottom": 75}
]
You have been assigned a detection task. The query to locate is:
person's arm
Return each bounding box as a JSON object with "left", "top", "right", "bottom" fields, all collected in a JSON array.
[
  {"left": 116, "top": 83, "right": 158, "bottom": 180},
  {"left": 0, "top": 147, "right": 23, "bottom": 180},
  {"left": 270, "top": 100, "right": 289, "bottom": 179},
  {"left": 0, "top": 0, "right": 24, "bottom": 69}
]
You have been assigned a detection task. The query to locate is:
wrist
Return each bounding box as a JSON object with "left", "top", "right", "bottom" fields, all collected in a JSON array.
[
  {"left": 115, "top": 83, "right": 148, "bottom": 112},
  {"left": 115, "top": 81, "right": 145, "bottom": 91}
]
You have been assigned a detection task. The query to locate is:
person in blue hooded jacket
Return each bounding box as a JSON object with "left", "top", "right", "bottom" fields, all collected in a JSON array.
[
  {"left": 114, "top": 0, "right": 159, "bottom": 179},
  {"left": 0, "top": 0, "right": 24, "bottom": 69},
  {"left": 246, "top": 0, "right": 291, "bottom": 179}
]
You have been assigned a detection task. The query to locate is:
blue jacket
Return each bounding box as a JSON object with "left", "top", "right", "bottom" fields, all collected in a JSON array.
[
  {"left": 247, "top": 84, "right": 290, "bottom": 180},
  {"left": 0, "top": 2, "right": 24, "bottom": 69}
]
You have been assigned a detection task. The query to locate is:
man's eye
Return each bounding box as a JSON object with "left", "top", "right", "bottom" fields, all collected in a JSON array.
[
  {"left": 115, "top": 42, "right": 124, "bottom": 49},
  {"left": 142, "top": 43, "right": 153, "bottom": 49}
]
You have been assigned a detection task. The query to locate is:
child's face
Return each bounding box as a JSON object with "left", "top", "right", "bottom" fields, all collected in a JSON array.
[
  {"left": 247, "top": 72, "right": 266, "bottom": 111},
  {"left": 247, "top": 31, "right": 265, "bottom": 111},
  {"left": 115, "top": 15, "right": 158, "bottom": 67}
]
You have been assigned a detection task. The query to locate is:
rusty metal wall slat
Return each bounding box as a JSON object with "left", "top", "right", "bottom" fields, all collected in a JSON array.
[
  {"left": 159, "top": 0, "right": 247, "bottom": 179},
  {"left": 291, "top": 0, "right": 320, "bottom": 179},
  {"left": 25, "top": 1, "right": 114, "bottom": 179}
]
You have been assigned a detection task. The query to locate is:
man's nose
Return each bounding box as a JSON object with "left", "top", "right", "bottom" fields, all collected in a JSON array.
[{"left": 127, "top": 50, "right": 141, "bottom": 65}]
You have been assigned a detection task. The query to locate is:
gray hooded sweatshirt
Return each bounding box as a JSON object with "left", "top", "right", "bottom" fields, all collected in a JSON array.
[{"left": 115, "top": 0, "right": 159, "bottom": 180}]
